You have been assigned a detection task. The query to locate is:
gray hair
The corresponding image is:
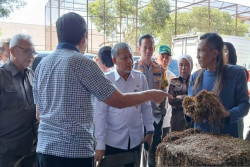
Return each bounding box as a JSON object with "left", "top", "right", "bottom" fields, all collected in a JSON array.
[
  {"left": 111, "top": 42, "right": 132, "bottom": 58},
  {"left": 9, "top": 33, "right": 33, "bottom": 48},
  {"left": 0, "top": 38, "right": 11, "bottom": 54}
]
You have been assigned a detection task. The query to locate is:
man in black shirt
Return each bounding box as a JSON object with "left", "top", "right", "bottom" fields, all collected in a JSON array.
[{"left": 0, "top": 33, "right": 37, "bottom": 167}]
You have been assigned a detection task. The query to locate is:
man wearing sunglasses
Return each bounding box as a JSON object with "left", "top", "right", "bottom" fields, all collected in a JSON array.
[{"left": 0, "top": 33, "right": 37, "bottom": 167}]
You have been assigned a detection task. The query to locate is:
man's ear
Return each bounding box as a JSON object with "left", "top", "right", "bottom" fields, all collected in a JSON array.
[
  {"left": 155, "top": 56, "right": 158, "bottom": 62},
  {"left": 10, "top": 47, "right": 15, "bottom": 58},
  {"left": 78, "top": 33, "right": 87, "bottom": 53},
  {"left": 137, "top": 46, "right": 141, "bottom": 52},
  {"left": 112, "top": 57, "right": 117, "bottom": 65}
]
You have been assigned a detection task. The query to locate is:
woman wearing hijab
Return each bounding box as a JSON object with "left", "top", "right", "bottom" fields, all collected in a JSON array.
[{"left": 168, "top": 54, "right": 193, "bottom": 132}]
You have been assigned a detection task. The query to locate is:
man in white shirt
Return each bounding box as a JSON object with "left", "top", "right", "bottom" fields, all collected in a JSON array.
[{"left": 94, "top": 42, "right": 154, "bottom": 167}]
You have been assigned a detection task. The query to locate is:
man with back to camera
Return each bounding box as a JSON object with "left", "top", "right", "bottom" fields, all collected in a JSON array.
[
  {"left": 134, "top": 34, "right": 168, "bottom": 167},
  {"left": 0, "top": 38, "right": 11, "bottom": 66},
  {"left": 94, "top": 42, "right": 154, "bottom": 167},
  {"left": 33, "top": 12, "right": 172, "bottom": 167},
  {"left": 94, "top": 46, "right": 114, "bottom": 72},
  {"left": 0, "top": 34, "right": 37, "bottom": 167},
  {"left": 155, "top": 45, "right": 176, "bottom": 138}
]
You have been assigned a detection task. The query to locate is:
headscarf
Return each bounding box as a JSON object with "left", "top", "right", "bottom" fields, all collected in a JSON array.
[{"left": 178, "top": 54, "right": 193, "bottom": 71}]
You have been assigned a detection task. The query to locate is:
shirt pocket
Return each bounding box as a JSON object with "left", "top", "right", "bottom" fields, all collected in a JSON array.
[
  {"left": 153, "top": 75, "right": 161, "bottom": 89},
  {"left": 3, "top": 84, "right": 18, "bottom": 106}
]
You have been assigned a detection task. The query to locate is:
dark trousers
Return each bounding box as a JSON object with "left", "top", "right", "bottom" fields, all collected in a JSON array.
[
  {"left": 148, "top": 118, "right": 163, "bottom": 167},
  {"left": 162, "top": 127, "right": 170, "bottom": 139},
  {"left": 0, "top": 154, "right": 22, "bottom": 167},
  {"left": 36, "top": 153, "right": 94, "bottom": 167},
  {"left": 105, "top": 144, "right": 141, "bottom": 167},
  {"left": 171, "top": 109, "right": 187, "bottom": 132}
]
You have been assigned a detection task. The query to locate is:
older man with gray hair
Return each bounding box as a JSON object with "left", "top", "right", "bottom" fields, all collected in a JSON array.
[
  {"left": 94, "top": 42, "right": 154, "bottom": 167},
  {"left": 0, "top": 33, "right": 37, "bottom": 167},
  {"left": 0, "top": 38, "right": 11, "bottom": 66}
]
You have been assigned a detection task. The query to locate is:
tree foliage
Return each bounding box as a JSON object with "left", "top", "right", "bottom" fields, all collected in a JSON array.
[
  {"left": 88, "top": 1, "right": 249, "bottom": 49},
  {"left": 0, "top": 0, "right": 26, "bottom": 18},
  {"left": 88, "top": 0, "right": 170, "bottom": 48},
  {"left": 159, "top": 6, "right": 249, "bottom": 45},
  {"left": 138, "top": 0, "right": 170, "bottom": 35}
]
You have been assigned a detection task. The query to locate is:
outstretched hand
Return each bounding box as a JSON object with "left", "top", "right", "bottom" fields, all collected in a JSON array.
[{"left": 150, "top": 90, "right": 173, "bottom": 104}]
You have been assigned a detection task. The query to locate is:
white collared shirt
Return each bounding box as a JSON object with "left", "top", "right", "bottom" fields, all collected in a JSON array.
[{"left": 94, "top": 69, "right": 154, "bottom": 150}]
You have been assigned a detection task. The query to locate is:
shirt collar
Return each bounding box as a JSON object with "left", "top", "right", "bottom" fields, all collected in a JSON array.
[
  {"left": 57, "top": 42, "right": 80, "bottom": 52},
  {"left": 139, "top": 59, "right": 156, "bottom": 68},
  {"left": 4, "top": 59, "right": 25, "bottom": 76},
  {"left": 114, "top": 68, "right": 134, "bottom": 81}
]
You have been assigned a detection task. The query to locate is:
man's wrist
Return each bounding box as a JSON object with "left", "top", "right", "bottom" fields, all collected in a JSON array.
[{"left": 146, "top": 131, "right": 154, "bottom": 135}]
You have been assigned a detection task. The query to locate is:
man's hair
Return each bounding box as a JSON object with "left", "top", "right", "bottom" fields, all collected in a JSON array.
[
  {"left": 98, "top": 46, "right": 114, "bottom": 68},
  {"left": 193, "top": 33, "right": 225, "bottom": 96},
  {"left": 9, "top": 34, "right": 33, "bottom": 48},
  {"left": 138, "top": 34, "right": 154, "bottom": 46},
  {"left": 224, "top": 42, "right": 237, "bottom": 65},
  {"left": 0, "top": 38, "right": 11, "bottom": 54},
  {"left": 111, "top": 42, "right": 132, "bottom": 58},
  {"left": 56, "top": 12, "right": 87, "bottom": 45}
]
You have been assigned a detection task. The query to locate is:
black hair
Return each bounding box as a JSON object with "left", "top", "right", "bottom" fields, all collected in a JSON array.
[
  {"left": 193, "top": 33, "right": 224, "bottom": 96},
  {"left": 56, "top": 12, "right": 87, "bottom": 45},
  {"left": 98, "top": 46, "right": 114, "bottom": 68},
  {"left": 138, "top": 34, "right": 154, "bottom": 46},
  {"left": 224, "top": 42, "right": 237, "bottom": 65}
]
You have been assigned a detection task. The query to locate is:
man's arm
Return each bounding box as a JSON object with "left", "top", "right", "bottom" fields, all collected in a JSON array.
[
  {"left": 36, "top": 105, "right": 40, "bottom": 121},
  {"left": 94, "top": 99, "right": 108, "bottom": 163},
  {"left": 78, "top": 59, "right": 172, "bottom": 109},
  {"left": 226, "top": 68, "right": 249, "bottom": 122},
  {"left": 140, "top": 74, "right": 154, "bottom": 148},
  {"left": 104, "top": 89, "right": 172, "bottom": 109}
]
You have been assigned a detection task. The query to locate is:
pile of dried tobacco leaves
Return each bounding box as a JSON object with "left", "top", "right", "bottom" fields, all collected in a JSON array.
[
  {"left": 182, "top": 90, "right": 225, "bottom": 133},
  {"left": 156, "top": 128, "right": 250, "bottom": 166}
]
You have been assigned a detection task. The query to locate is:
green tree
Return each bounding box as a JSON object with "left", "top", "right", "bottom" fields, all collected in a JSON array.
[
  {"left": 88, "top": 0, "right": 137, "bottom": 38},
  {"left": 88, "top": 0, "right": 170, "bottom": 48},
  {"left": 138, "top": 0, "right": 170, "bottom": 35},
  {"left": 160, "top": 6, "right": 249, "bottom": 45},
  {"left": 89, "top": 2, "right": 249, "bottom": 49},
  {"left": 0, "top": 0, "right": 26, "bottom": 18}
]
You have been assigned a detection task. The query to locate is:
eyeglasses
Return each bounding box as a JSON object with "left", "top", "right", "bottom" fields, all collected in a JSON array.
[{"left": 14, "top": 46, "right": 37, "bottom": 55}]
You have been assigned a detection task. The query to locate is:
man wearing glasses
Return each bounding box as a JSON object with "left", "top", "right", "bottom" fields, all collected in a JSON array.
[
  {"left": 0, "top": 33, "right": 37, "bottom": 167},
  {"left": 0, "top": 38, "right": 11, "bottom": 66}
]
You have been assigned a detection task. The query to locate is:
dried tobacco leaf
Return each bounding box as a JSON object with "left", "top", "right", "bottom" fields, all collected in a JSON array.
[
  {"left": 183, "top": 90, "right": 225, "bottom": 133},
  {"left": 156, "top": 128, "right": 250, "bottom": 167}
]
